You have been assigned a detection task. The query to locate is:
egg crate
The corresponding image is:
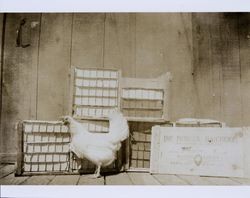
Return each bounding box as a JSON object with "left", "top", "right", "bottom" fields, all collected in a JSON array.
[
  {"left": 16, "top": 119, "right": 121, "bottom": 175},
  {"left": 127, "top": 122, "right": 173, "bottom": 171},
  {"left": 121, "top": 73, "right": 171, "bottom": 122},
  {"left": 71, "top": 67, "right": 121, "bottom": 119},
  {"left": 16, "top": 120, "right": 71, "bottom": 175},
  {"left": 127, "top": 120, "right": 225, "bottom": 172},
  {"left": 122, "top": 88, "right": 164, "bottom": 120}
]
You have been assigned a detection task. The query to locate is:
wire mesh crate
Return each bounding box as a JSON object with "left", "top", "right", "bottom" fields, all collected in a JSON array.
[{"left": 70, "top": 67, "right": 121, "bottom": 119}]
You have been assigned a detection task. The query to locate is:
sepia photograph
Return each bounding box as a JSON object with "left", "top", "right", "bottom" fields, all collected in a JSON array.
[{"left": 0, "top": 1, "right": 250, "bottom": 196}]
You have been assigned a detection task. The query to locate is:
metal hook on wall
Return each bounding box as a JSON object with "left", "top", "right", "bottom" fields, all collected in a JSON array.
[{"left": 16, "top": 18, "right": 30, "bottom": 48}]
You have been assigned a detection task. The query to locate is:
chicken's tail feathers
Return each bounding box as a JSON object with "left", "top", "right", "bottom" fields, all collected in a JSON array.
[{"left": 108, "top": 110, "right": 129, "bottom": 144}]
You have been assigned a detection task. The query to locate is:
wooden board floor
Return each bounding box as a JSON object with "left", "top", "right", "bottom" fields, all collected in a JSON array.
[{"left": 1, "top": 164, "right": 250, "bottom": 185}]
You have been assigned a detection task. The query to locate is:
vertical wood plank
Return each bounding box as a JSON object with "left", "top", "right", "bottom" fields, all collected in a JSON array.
[
  {"left": 192, "top": 13, "right": 242, "bottom": 126},
  {"left": 15, "top": 121, "right": 23, "bottom": 176},
  {"left": 239, "top": 13, "right": 250, "bottom": 126},
  {"left": 220, "top": 14, "right": 242, "bottom": 126},
  {"left": 209, "top": 14, "right": 223, "bottom": 121},
  {"left": 0, "top": 13, "right": 40, "bottom": 159},
  {"left": 71, "top": 13, "right": 104, "bottom": 69},
  {"left": 135, "top": 13, "right": 167, "bottom": 78},
  {"left": 104, "top": 13, "right": 136, "bottom": 77},
  {"left": 192, "top": 13, "right": 213, "bottom": 119},
  {"left": 0, "top": 13, "right": 4, "bottom": 156},
  {"left": 37, "top": 14, "right": 72, "bottom": 120}
]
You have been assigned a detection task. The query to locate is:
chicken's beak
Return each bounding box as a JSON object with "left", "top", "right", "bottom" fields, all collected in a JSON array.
[{"left": 59, "top": 116, "right": 68, "bottom": 125}]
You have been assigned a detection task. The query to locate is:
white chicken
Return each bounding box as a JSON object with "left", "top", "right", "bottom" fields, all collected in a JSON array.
[{"left": 62, "top": 110, "right": 129, "bottom": 178}]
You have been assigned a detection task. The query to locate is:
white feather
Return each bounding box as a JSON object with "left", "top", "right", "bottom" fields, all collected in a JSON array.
[{"left": 64, "top": 109, "right": 129, "bottom": 168}]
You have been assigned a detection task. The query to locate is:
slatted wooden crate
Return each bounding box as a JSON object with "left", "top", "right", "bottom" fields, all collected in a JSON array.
[
  {"left": 16, "top": 120, "right": 71, "bottom": 175},
  {"left": 127, "top": 122, "right": 172, "bottom": 171},
  {"left": 70, "top": 67, "right": 121, "bottom": 119},
  {"left": 121, "top": 73, "right": 171, "bottom": 122},
  {"left": 16, "top": 120, "right": 122, "bottom": 175},
  {"left": 127, "top": 119, "right": 225, "bottom": 172},
  {"left": 122, "top": 88, "right": 164, "bottom": 119}
]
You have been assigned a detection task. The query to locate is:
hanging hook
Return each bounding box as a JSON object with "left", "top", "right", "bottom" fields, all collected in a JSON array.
[{"left": 16, "top": 18, "right": 30, "bottom": 48}]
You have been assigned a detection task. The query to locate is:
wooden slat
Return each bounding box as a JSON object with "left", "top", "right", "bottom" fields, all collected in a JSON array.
[
  {"left": 21, "top": 175, "right": 55, "bottom": 185},
  {"left": 177, "top": 175, "right": 212, "bottom": 185},
  {"left": 77, "top": 175, "right": 104, "bottom": 185},
  {"left": 105, "top": 172, "right": 133, "bottom": 185},
  {"left": 0, "top": 173, "right": 29, "bottom": 185},
  {"left": 1, "top": 13, "right": 40, "bottom": 161},
  {"left": 153, "top": 174, "right": 189, "bottom": 185},
  {"left": 201, "top": 176, "right": 241, "bottom": 185},
  {"left": 49, "top": 175, "right": 80, "bottom": 185},
  {"left": 0, "top": 165, "right": 15, "bottom": 178},
  {"left": 37, "top": 13, "right": 72, "bottom": 120},
  {"left": 127, "top": 172, "right": 160, "bottom": 185}
]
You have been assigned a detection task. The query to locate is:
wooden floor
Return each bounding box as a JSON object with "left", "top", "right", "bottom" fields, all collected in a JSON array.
[{"left": 1, "top": 164, "right": 250, "bottom": 185}]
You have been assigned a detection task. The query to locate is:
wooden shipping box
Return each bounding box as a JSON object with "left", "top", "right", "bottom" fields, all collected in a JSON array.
[{"left": 150, "top": 125, "right": 250, "bottom": 178}]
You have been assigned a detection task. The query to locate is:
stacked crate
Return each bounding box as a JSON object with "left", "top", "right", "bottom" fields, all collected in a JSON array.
[
  {"left": 17, "top": 121, "right": 70, "bottom": 175},
  {"left": 121, "top": 73, "right": 172, "bottom": 171},
  {"left": 72, "top": 68, "right": 120, "bottom": 118},
  {"left": 70, "top": 67, "right": 121, "bottom": 173},
  {"left": 122, "top": 88, "right": 164, "bottom": 119}
]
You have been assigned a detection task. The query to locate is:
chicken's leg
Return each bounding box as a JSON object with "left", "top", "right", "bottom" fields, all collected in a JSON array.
[{"left": 90, "top": 164, "right": 101, "bottom": 179}]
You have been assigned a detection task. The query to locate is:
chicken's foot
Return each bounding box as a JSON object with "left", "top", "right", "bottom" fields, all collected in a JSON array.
[{"left": 90, "top": 164, "right": 101, "bottom": 179}]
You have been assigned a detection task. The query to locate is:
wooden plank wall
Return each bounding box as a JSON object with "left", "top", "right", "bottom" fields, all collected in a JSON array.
[
  {"left": 0, "top": 13, "right": 250, "bottom": 162},
  {"left": 0, "top": 14, "right": 41, "bottom": 162},
  {"left": 192, "top": 13, "right": 250, "bottom": 127}
]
